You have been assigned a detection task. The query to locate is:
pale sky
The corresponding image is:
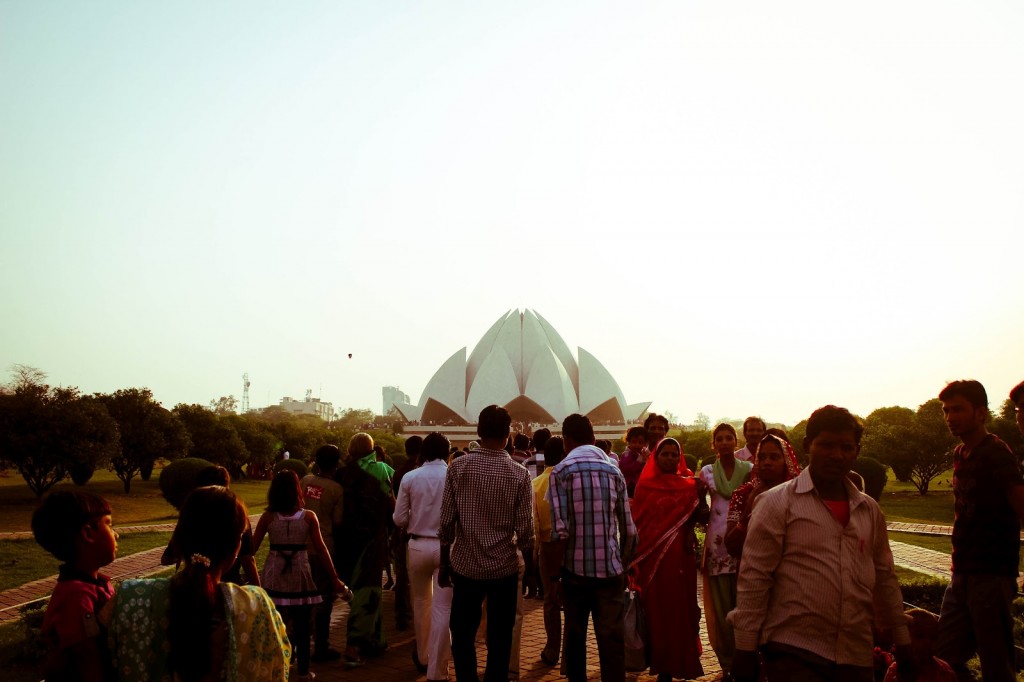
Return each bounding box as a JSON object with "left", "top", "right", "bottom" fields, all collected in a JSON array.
[{"left": 2, "top": 1, "right": 1022, "bottom": 427}]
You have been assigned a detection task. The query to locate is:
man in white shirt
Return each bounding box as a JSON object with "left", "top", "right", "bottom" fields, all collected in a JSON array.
[
  {"left": 394, "top": 432, "right": 452, "bottom": 682},
  {"left": 729, "top": 405, "right": 912, "bottom": 682},
  {"left": 734, "top": 417, "right": 766, "bottom": 463}
]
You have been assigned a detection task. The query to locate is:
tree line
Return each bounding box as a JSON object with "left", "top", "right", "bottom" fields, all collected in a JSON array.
[{"left": 0, "top": 366, "right": 403, "bottom": 497}]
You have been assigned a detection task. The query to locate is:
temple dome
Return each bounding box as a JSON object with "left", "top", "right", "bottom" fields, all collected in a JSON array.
[{"left": 391, "top": 309, "right": 650, "bottom": 424}]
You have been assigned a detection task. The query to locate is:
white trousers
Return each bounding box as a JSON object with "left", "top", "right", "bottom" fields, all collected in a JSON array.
[{"left": 408, "top": 537, "right": 453, "bottom": 680}]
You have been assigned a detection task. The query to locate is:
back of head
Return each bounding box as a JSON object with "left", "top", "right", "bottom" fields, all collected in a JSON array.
[
  {"left": 477, "top": 405, "right": 512, "bottom": 441},
  {"left": 314, "top": 444, "right": 341, "bottom": 473},
  {"left": 624, "top": 426, "right": 646, "bottom": 443},
  {"left": 562, "top": 413, "right": 595, "bottom": 446},
  {"left": 267, "top": 470, "right": 302, "bottom": 513},
  {"left": 169, "top": 486, "right": 248, "bottom": 680},
  {"left": 764, "top": 427, "right": 790, "bottom": 443},
  {"left": 595, "top": 439, "right": 612, "bottom": 454},
  {"left": 805, "top": 405, "right": 864, "bottom": 446},
  {"left": 32, "top": 490, "right": 111, "bottom": 563},
  {"left": 195, "top": 465, "right": 230, "bottom": 488},
  {"left": 404, "top": 435, "right": 423, "bottom": 458},
  {"left": 513, "top": 433, "right": 530, "bottom": 450},
  {"left": 422, "top": 432, "right": 450, "bottom": 462},
  {"left": 531, "top": 428, "right": 551, "bottom": 451},
  {"left": 939, "top": 379, "right": 989, "bottom": 410},
  {"left": 348, "top": 432, "right": 375, "bottom": 460},
  {"left": 544, "top": 436, "right": 565, "bottom": 466}
]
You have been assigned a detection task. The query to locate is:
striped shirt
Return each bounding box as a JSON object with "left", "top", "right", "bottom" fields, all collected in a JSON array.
[
  {"left": 438, "top": 447, "right": 535, "bottom": 580},
  {"left": 728, "top": 467, "right": 910, "bottom": 666},
  {"left": 547, "top": 444, "right": 637, "bottom": 578}
]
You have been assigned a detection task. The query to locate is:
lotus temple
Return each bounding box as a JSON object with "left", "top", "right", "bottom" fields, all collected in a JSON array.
[{"left": 391, "top": 310, "right": 649, "bottom": 432}]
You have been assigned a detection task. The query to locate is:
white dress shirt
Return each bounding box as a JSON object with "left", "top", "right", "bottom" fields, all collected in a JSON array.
[{"left": 394, "top": 459, "right": 447, "bottom": 538}]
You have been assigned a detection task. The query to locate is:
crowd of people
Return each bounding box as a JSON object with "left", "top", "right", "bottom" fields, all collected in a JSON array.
[{"left": 28, "top": 378, "right": 1024, "bottom": 681}]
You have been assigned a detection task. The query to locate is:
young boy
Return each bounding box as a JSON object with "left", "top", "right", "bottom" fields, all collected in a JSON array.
[
  {"left": 885, "top": 609, "right": 955, "bottom": 681},
  {"left": 32, "top": 490, "right": 118, "bottom": 682}
]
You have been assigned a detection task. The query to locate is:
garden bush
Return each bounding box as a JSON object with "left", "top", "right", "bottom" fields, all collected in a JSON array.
[
  {"left": 852, "top": 456, "right": 888, "bottom": 501},
  {"left": 273, "top": 458, "right": 308, "bottom": 478},
  {"left": 897, "top": 573, "right": 947, "bottom": 614},
  {"left": 158, "top": 457, "right": 214, "bottom": 509},
  {"left": 68, "top": 463, "right": 95, "bottom": 486},
  {"left": 684, "top": 453, "right": 698, "bottom": 474}
]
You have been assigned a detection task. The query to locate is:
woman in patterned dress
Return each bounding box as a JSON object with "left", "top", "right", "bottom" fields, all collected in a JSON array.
[
  {"left": 254, "top": 470, "right": 350, "bottom": 681},
  {"left": 105, "top": 485, "right": 292, "bottom": 682}
]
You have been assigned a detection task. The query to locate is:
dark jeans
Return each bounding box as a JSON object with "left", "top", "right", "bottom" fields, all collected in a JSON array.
[
  {"left": 934, "top": 572, "right": 1018, "bottom": 682},
  {"left": 761, "top": 642, "right": 872, "bottom": 682},
  {"left": 562, "top": 570, "right": 625, "bottom": 682},
  {"left": 450, "top": 571, "right": 518, "bottom": 682}
]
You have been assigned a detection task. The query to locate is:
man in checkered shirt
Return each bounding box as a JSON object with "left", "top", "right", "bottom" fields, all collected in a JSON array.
[
  {"left": 547, "top": 412, "right": 638, "bottom": 682},
  {"left": 438, "top": 405, "right": 535, "bottom": 682}
]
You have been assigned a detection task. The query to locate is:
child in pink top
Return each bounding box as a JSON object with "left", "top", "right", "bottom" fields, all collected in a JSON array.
[{"left": 885, "top": 609, "right": 956, "bottom": 682}]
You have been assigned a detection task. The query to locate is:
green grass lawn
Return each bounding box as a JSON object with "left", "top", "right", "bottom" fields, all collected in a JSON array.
[
  {"left": 0, "top": 467, "right": 270, "bottom": 532},
  {"left": 877, "top": 468, "right": 955, "bottom": 525},
  {"left": 0, "top": 531, "right": 173, "bottom": 592}
]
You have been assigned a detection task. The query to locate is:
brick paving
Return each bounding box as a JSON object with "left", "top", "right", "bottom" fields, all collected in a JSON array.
[{"left": 0, "top": 521, "right": 963, "bottom": 678}]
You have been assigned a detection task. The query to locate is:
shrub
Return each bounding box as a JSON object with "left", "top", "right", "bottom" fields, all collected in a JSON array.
[
  {"left": 68, "top": 463, "right": 95, "bottom": 486},
  {"left": 684, "top": 453, "right": 698, "bottom": 474},
  {"left": 158, "top": 457, "right": 214, "bottom": 510},
  {"left": 851, "top": 456, "right": 888, "bottom": 501},
  {"left": 273, "top": 458, "right": 308, "bottom": 478},
  {"left": 897, "top": 574, "right": 948, "bottom": 614}
]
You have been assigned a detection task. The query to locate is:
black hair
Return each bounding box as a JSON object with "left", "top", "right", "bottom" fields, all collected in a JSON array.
[
  {"left": 562, "top": 413, "right": 595, "bottom": 445},
  {"left": 595, "top": 439, "right": 612, "bottom": 454},
  {"left": 422, "top": 432, "right": 450, "bottom": 462},
  {"left": 404, "top": 436, "right": 423, "bottom": 457},
  {"left": 1010, "top": 381, "right": 1024, "bottom": 406},
  {"left": 543, "top": 436, "right": 565, "bottom": 466},
  {"left": 314, "top": 444, "right": 341, "bottom": 473},
  {"left": 765, "top": 427, "right": 790, "bottom": 443},
  {"left": 939, "top": 379, "right": 989, "bottom": 411},
  {"left": 513, "top": 433, "right": 530, "bottom": 450},
  {"left": 742, "top": 416, "right": 767, "bottom": 435},
  {"left": 805, "top": 405, "right": 864, "bottom": 446},
  {"left": 713, "top": 423, "right": 737, "bottom": 440},
  {"left": 168, "top": 486, "right": 248, "bottom": 680},
  {"left": 477, "top": 404, "right": 512, "bottom": 440},
  {"left": 267, "top": 470, "right": 303, "bottom": 513},
  {"left": 32, "top": 490, "right": 111, "bottom": 563},
  {"left": 531, "top": 428, "right": 551, "bottom": 451},
  {"left": 624, "top": 426, "right": 646, "bottom": 442},
  {"left": 643, "top": 413, "right": 669, "bottom": 432},
  {"left": 195, "top": 465, "right": 230, "bottom": 488}
]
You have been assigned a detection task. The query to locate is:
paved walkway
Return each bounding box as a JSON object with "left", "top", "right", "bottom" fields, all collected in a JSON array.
[{"left": 0, "top": 520, "right": 961, "bottom": 679}]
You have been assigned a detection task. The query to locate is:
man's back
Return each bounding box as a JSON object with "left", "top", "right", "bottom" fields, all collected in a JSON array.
[
  {"left": 548, "top": 444, "right": 636, "bottom": 579},
  {"left": 439, "top": 448, "right": 533, "bottom": 580},
  {"left": 300, "top": 473, "right": 343, "bottom": 552}
]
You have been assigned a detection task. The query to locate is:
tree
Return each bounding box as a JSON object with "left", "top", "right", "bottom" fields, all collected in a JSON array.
[
  {"left": 334, "top": 408, "right": 375, "bottom": 430},
  {"left": 225, "top": 413, "right": 280, "bottom": 477},
  {"left": 691, "top": 412, "right": 711, "bottom": 431},
  {"left": 0, "top": 369, "right": 119, "bottom": 497},
  {"left": 209, "top": 395, "right": 239, "bottom": 415},
  {"left": 990, "top": 398, "right": 1024, "bottom": 467},
  {"left": 100, "top": 388, "right": 190, "bottom": 493},
  {"left": 862, "top": 401, "right": 954, "bottom": 495},
  {"left": 677, "top": 428, "right": 714, "bottom": 467},
  {"left": 173, "top": 404, "right": 248, "bottom": 478}
]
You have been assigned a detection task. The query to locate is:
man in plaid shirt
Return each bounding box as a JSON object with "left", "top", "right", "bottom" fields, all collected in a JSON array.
[
  {"left": 438, "top": 405, "right": 535, "bottom": 682},
  {"left": 547, "top": 413, "right": 637, "bottom": 682}
]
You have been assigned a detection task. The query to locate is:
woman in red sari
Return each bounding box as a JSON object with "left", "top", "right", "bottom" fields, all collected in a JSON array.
[{"left": 630, "top": 438, "right": 705, "bottom": 682}]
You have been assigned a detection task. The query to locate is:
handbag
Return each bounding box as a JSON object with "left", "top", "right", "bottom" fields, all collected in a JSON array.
[{"left": 623, "top": 587, "right": 649, "bottom": 672}]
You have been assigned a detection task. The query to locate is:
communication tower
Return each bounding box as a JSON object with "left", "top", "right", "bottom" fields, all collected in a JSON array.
[{"left": 242, "top": 373, "right": 251, "bottom": 413}]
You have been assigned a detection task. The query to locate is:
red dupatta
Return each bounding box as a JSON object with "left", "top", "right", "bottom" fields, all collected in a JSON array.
[{"left": 629, "top": 438, "right": 700, "bottom": 592}]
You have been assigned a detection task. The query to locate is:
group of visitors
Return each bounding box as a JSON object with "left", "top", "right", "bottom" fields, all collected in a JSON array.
[{"left": 28, "top": 377, "right": 1024, "bottom": 682}]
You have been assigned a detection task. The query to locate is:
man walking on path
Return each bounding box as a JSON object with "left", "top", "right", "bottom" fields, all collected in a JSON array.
[
  {"left": 934, "top": 380, "right": 1024, "bottom": 682},
  {"left": 729, "top": 405, "right": 912, "bottom": 682},
  {"left": 301, "top": 444, "right": 345, "bottom": 662},
  {"left": 547, "top": 413, "right": 637, "bottom": 682},
  {"left": 438, "top": 405, "right": 534, "bottom": 682}
]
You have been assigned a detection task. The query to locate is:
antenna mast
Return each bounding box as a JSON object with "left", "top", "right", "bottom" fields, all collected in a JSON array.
[{"left": 242, "top": 372, "right": 251, "bottom": 413}]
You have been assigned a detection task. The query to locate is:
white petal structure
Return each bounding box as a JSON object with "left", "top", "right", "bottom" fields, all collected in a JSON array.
[{"left": 391, "top": 309, "right": 650, "bottom": 424}]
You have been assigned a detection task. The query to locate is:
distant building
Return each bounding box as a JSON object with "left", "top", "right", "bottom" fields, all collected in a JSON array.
[
  {"left": 279, "top": 392, "right": 335, "bottom": 421},
  {"left": 382, "top": 386, "right": 410, "bottom": 416}
]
